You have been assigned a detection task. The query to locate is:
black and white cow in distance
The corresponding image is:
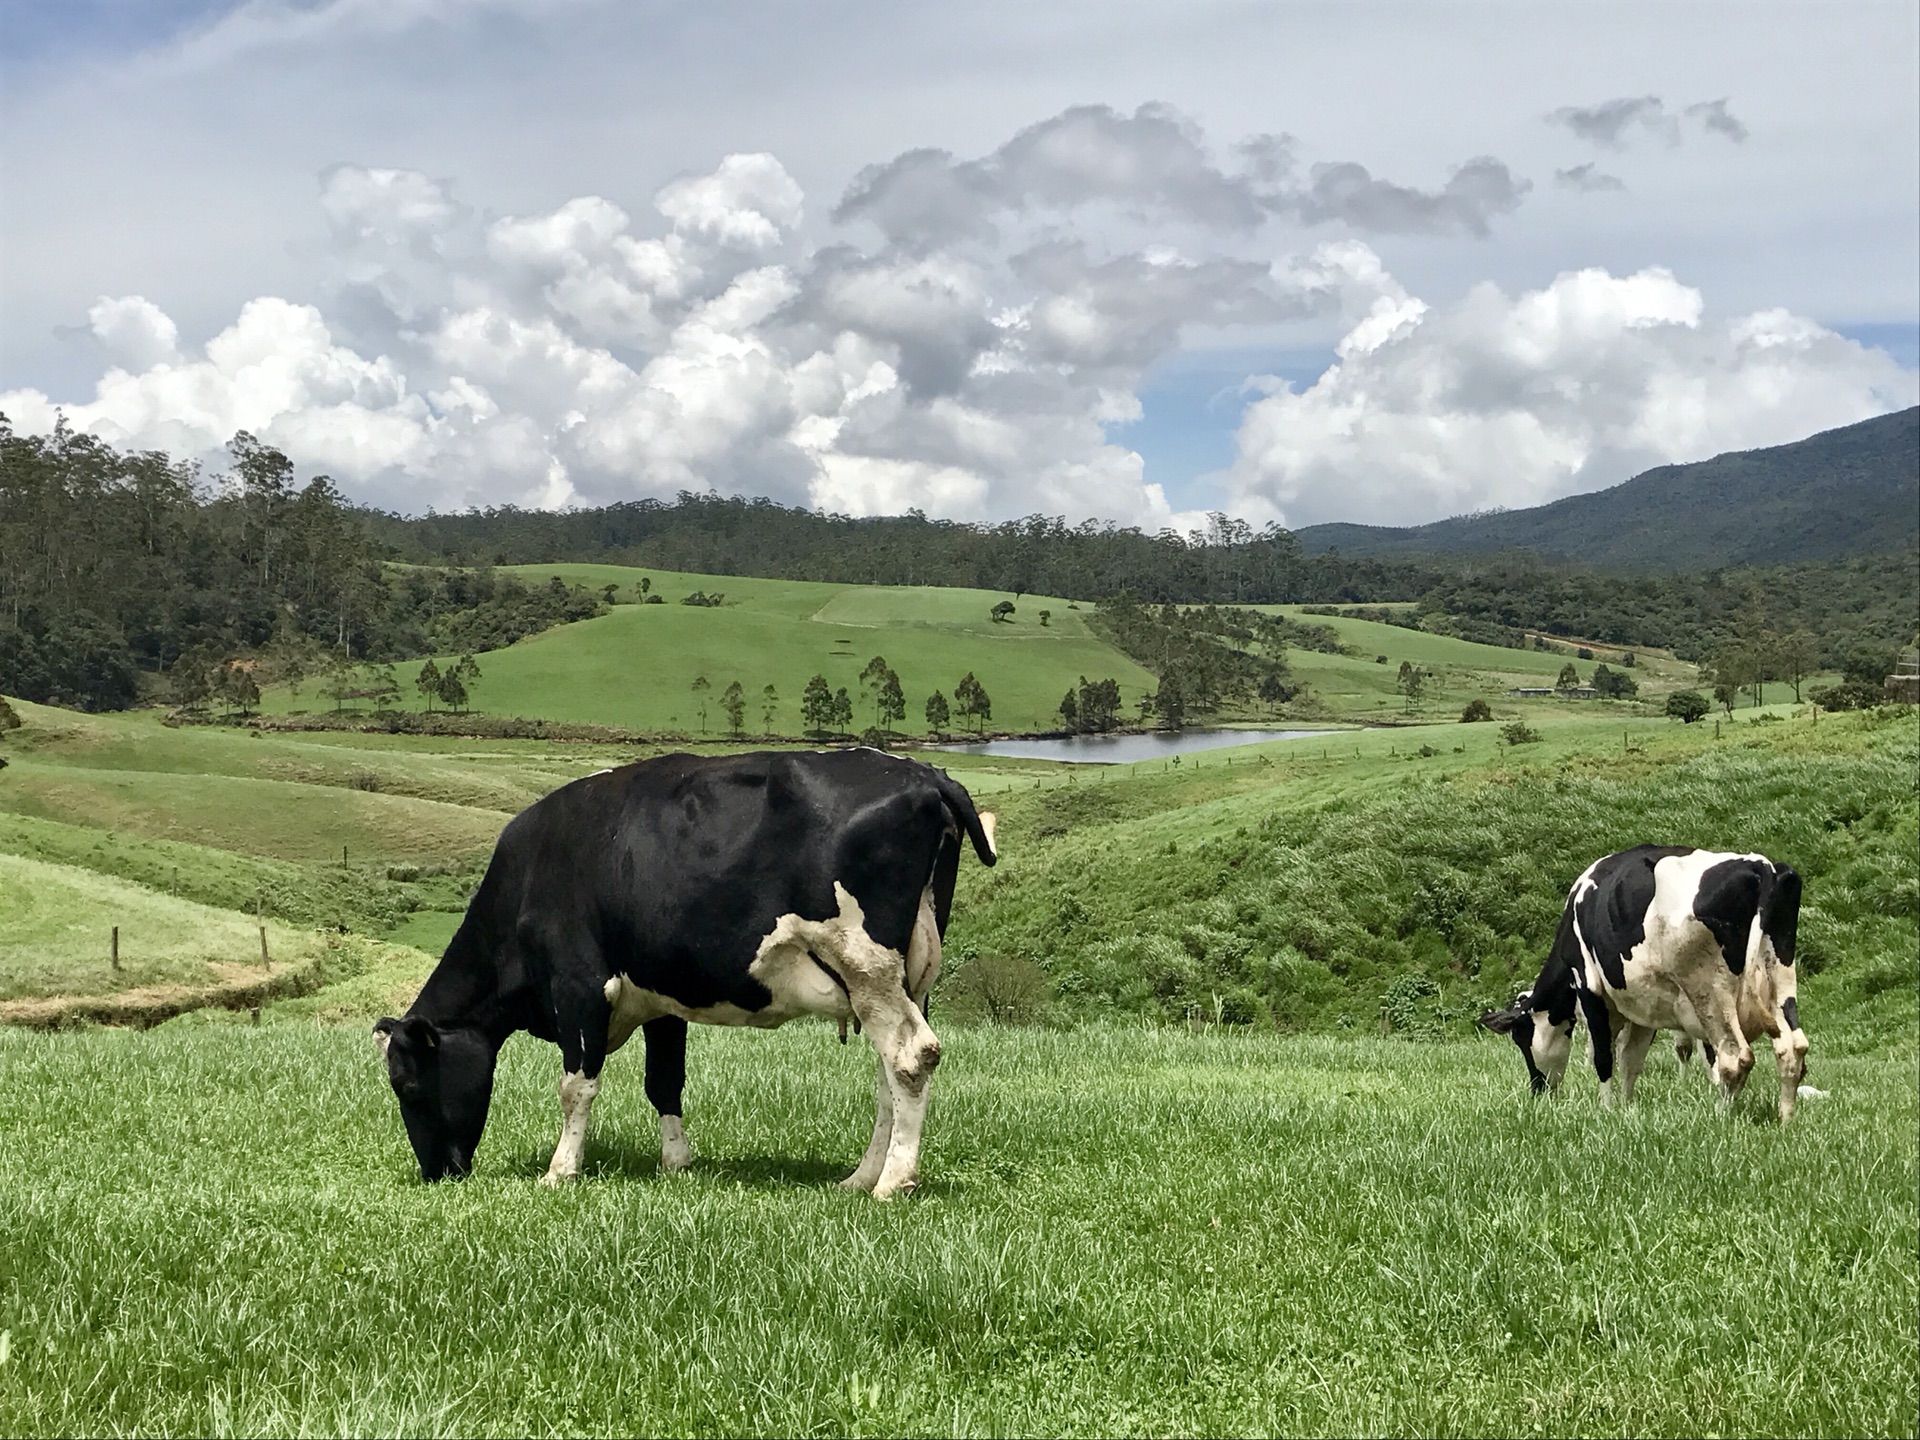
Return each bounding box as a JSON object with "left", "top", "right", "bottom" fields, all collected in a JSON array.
[
  {"left": 373, "top": 748, "right": 997, "bottom": 1198},
  {"left": 1479, "top": 845, "right": 1808, "bottom": 1121}
]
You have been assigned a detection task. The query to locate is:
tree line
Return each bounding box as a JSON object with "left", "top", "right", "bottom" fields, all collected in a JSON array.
[
  {"left": 4, "top": 417, "right": 1911, "bottom": 714},
  {"left": 0, "top": 420, "right": 605, "bottom": 710},
  {"left": 677, "top": 660, "right": 1007, "bottom": 742}
]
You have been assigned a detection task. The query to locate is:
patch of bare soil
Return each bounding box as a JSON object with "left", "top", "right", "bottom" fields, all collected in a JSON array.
[{"left": 0, "top": 958, "right": 329, "bottom": 1030}]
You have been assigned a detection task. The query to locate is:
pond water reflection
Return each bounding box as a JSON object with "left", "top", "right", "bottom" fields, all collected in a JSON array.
[{"left": 933, "top": 728, "right": 1339, "bottom": 765}]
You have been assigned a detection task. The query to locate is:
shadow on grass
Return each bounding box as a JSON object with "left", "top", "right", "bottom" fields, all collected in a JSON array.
[{"left": 502, "top": 1138, "right": 970, "bottom": 1195}]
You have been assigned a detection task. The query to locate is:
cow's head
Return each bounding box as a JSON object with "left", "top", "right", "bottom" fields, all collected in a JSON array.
[
  {"left": 373, "top": 1015, "right": 497, "bottom": 1181},
  {"left": 1477, "top": 989, "right": 1551, "bottom": 1094}
]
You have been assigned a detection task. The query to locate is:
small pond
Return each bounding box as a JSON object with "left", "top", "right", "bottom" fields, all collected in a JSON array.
[{"left": 935, "top": 728, "right": 1339, "bottom": 765}]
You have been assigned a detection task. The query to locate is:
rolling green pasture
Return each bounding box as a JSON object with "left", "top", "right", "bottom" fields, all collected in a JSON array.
[
  {"left": 0, "top": 1022, "right": 1911, "bottom": 1436},
  {"left": 0, "top": 854, "right": 312, "bottom": 1002},
  {"left": 273, "top": 564, "right": 1160, "bottom": 736},
  {"left": 0, "top": 673, "right": 1915, "bottom": 1433}
]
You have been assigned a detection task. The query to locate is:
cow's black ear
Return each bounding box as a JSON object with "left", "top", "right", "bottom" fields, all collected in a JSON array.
[
  {"left": 379, "top": 1016, "right": 438, "bottom": 1055},
  {"left": 1478, "top": 1007, "right": 1522, "bottom": 1034}
]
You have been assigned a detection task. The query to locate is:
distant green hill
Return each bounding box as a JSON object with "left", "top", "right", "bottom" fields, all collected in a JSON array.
[{"left": 1295, "top": 407, "right": 1919, "bottom": 570}]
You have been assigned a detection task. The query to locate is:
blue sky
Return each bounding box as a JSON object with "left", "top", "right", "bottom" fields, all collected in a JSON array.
[{"left": 3, "top": 1, "right": 1914, "bottom": 526}]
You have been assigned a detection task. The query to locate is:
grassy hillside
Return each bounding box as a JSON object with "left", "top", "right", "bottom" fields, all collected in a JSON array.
[
  {"left": 274, "top": 564, "right": 1159, "bottom": 736},
  {"left": 266, "top": 565, "right": 1720, "bottom": 734},
  {"left": 0, "top": 854, "right": 314, "bottom": 1001},
  {"left": 1295, "top": 406, "right": 1920, "bottom": 569},
  {"left": 2, "top": 693, "right": 1908, "bottom": 1051},
  {"left": 949, "top": 707, "right": 1918, "bottom": 1049}
]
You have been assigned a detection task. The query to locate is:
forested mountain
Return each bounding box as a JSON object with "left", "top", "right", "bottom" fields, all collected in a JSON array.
[{"left": 1295, "top": 407, "right": 1919, "bottom": 569}]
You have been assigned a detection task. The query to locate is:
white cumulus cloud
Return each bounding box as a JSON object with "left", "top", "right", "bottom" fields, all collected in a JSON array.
[
  {"left": 3, "top": 102, "right": 1912, "bottom": 531},
  {"left": 1227, "top": 266, "right": 1918, "bottom": 528}
]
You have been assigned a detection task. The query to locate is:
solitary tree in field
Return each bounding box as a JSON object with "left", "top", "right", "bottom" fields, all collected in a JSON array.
[
  {"left": 365, "top": 663, "right": 402, "bottom": 713},
  {"left": 800, "top": 674, "right": 834, "bottom": 737},
  {"left": 323, "top": 654, "right": 358, "bottom": 713},
  {"left": 721, "top": 681, "right": 746, "bottom": 739},
  {"left": 1038, "top": 609, "right": 1051, "bottom": 627},
  {"left": 691, "top": 674, "right": 711, "bottom": 734},
  {"left": 830, "top": 686, "right": 854, "bottom": 735},
  {"left": 218, "top": 662, "right": 261, "bottom": 717},
  {"left": 416, "top": 658, "right": 441, "bottom": 713},
  {"left": 1076, "top": 677, "right": 1122, "bottom": 732},
  {"left": 925, "top": 690, "right": 950, "bottom": 737},
  {"left": 761, "top": 683, "right": 779, "bottom": 737},
  {"left": 1460, "top": 698, "right": 1493, "bottom": 722},
  {"left": 876, "top": 669, "right": 906, "bottom": 735},
  {"left": 1058, "top": 685, "right": 1079, "bottom": 731},
  {"left": 1397, "top": 660, "right": 1426, "bottom": 713},
  {"left": 859, "top": 656, "right": 902, "bottom": 731},
  {"left": 1778, "top": 630, "right": 1817, "bottom": 702},
  {"left": 1258, "top": 671, "right": 1290, "bottom": 715},
  {"left": 639, "top": 576, "right": 651, "bottom": 596},
  {"left": 1665, "top": 690, "right": 1710, "bottom": 724},
  {"left": 1554, "top": 662, "right": 1581, "bottom": 692},
  {"left": 438, "top": 653, "right": 481, "bottom": 714}
]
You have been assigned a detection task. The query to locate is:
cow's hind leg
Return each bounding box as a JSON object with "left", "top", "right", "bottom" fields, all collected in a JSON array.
[
  {"left": 809, "top": 884, "right": 941, "bottom": 1199},
  {"left": 1773, "top": 998, "right": 1808, "bottom": 1124},
  {"left": 643, "top": 1016, "right": 693, "bottom": 1171},
  {"left": 542, "top": 966, "right": 612, "bottom": 1187},
  {"left": 840, "top": 1055, "right": 895, "bottom": 1194}
]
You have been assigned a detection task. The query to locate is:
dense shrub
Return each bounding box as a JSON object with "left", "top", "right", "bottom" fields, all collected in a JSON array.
[{"left": 1810, "top": 681, "right": 1887, "bottom": 712}]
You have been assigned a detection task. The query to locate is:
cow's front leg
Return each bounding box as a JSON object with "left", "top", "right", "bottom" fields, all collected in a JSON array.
[
  {"left": 542, "top": 980, "right": 611, "bottom": 1187},
  {"left": 643, "top": 1016, "right": 693, "bottom": 1171},
  {"left": 840, "top": 1054, "right": 895, "bottom": 1193},
  {"left": 1613, "top": 1023, "right": 1658, "bottom": 1105}
]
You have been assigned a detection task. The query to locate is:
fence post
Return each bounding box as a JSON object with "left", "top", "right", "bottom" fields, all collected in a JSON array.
[{"left": 111, "top": 925, "right": 120, "bottom": 972}]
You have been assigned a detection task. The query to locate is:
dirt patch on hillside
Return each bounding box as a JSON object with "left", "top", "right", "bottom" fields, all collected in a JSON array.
[{"left": 0, "top": 958, "right": 330, "bottom": 1030}]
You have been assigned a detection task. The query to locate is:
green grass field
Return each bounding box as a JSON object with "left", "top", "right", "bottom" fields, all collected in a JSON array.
[
  {"left": 1, "top": 603, "right": 1914, "bottom": 1434},
  {"left": 0, "top": 1021, "right": 1910, "bottom": 1435}
]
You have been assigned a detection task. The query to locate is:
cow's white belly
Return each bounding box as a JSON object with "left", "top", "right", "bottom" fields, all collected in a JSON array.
[{"left": 602, "top": 918, "right": 862, "bottom": 1052}]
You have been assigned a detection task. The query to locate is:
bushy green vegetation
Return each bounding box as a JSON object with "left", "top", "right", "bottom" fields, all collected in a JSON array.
[
  {"left": 951, "top": 710, "right": 1918, "bottom": 1047},
  {"left": 0, "top": 1022, "right": 1910, "bottom": 1435}
]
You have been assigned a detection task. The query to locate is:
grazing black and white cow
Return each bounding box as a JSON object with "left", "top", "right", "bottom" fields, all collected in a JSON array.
[
  {"left": 374, "top": 748, "right": 997, "bottom": 1198},
  {"left": 1479, "top": 845, "right": 1808, "bottom": 1121}
]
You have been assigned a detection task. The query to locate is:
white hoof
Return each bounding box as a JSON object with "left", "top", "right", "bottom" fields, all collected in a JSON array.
[
  {"left": 659, "top": 1116, "right": 692, "bottom": 1172},
  {"left": 538, "top": 1169, "right": 573, "bottom": 1189}
]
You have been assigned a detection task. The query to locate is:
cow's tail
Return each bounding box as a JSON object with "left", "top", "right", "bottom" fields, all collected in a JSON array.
[
  {"left": 933, "top": 769, "right": 998, "bottom": 866},
  {"left": 1755, "top": 862, "right": 1802, "bottom": 969}
]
